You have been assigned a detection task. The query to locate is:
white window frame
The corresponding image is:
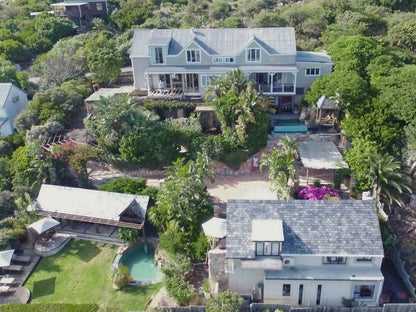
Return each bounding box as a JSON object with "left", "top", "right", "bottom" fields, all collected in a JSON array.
[
  {"left": 151, "top": 47, "right": 165, "bottom": 65},
  {"left": 353, "top": 284, "right": 375, "bottom": 299},
  {"left": 96, "top": 2, "right": 103, "bottom": 10},
  {"left": 305, "top": 68, "right": 321, "bottom": 76},
  {"left": 247, "top": 48, "right": 261, "bottom": 62},
  {"left": 355, "top": 257, "right": 373, "bottom": 263},
  {"left": 282, "top": 284, "right": 291, "bottom": 296},
  {"left": 323, "top": 256, "right": 346, "bottom": 264},
  {"left": 186, "top": 49, "right": 201, "bottom": 63},
  {"left": 224, "top": 57, "right": 235, "bottom": 63},
  {"left": 256, "top": 241, "right": 280, "bottom": 256},
  {"left": 212, "top": 57, "right": 223, "bottom": 63}
]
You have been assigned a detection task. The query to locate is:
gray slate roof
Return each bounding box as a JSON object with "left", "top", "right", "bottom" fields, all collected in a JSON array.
[
  {"left": 0, "top": 83, "right": 13, "bottom": 108},
  {"left": 131, "top": 28, "right": 296, "bottom": 57},
  {"left": 226, "top": 200, "right": 384, "bottom": 259}
]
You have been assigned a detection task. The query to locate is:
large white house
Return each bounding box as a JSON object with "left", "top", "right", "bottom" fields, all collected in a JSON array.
[
  {"left": 129, "top": 28, "right": 333, "bottom": 112},
  {"left": 0, "top": 83, "right": 28, "bottom": 137},
  {"left": 225, "top": 200, "right": 384, "bottom": 307}
]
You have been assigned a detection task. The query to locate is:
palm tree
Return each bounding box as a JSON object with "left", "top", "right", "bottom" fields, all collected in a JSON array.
[
  {"left": 260, "top": 148, "right": 296, "bottom": 199},
  {"left": 278, "top": 135, "right": 299, "bottom": 163},
  {"left": 363, "top": 152, "right": 412, "bottom": 212},
  {"left": 110, "top": 264, "right": 131, "bottom": 290}
]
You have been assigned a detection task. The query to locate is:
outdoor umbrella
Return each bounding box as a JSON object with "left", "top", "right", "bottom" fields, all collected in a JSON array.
[
  {"left": 202, "top": 217, "right": 227, "bottom": 238},
  {"left": 28, "top": 217, "right": 60, "bottom": 234},
  {"left": 0, "top": 249, "right": 15, "bottom": 267}
]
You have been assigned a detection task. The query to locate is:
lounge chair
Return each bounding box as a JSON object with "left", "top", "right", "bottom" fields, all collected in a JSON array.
[
  {"left": 0, "top": 285, "right": 15, "bottom": 295},
  {"left": 3, "top": 264, "right": 24, "bottom": 273},
  {"left": 0, "top": 277, "right": 15, "bottom": 285},
  {"left": 12, "top": 254, "right": 32, "bottom": 264}
]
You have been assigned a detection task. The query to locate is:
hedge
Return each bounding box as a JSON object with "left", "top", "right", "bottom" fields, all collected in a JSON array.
[{"left": 142, "top": 99, "right": 196, "bottom": 110}]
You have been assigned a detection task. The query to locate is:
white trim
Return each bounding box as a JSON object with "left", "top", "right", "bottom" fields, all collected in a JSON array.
[
  {"left": 246, "top": 48, "right": 261, "bottom": 63},
  {"left": 186, "top": 49, "right": 201, "bottom": 63},
  {"left": 305, "top": 67, "right": 321, "bottom": 76}
]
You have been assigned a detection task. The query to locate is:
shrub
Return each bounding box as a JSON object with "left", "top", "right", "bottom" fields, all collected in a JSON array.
[
  {"left": 298, "top": 185, "right": 339, "bottom": 200},
  {"left": 206, "top": 290, "right": 243, "bottom": 312},
  {"left": 110, "top": 264, "right": 131, "bottom": 290},
  {"left": 162, "top": 252, "right": 195, "bottom": 305}
]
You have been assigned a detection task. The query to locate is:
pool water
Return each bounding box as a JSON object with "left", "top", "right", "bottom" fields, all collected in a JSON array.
[
  {"left": 119, "top": 243, "right": 163, "bottom": 282},
  {"left": 274, "top": 119, "right": 307, "bottom": 133}
]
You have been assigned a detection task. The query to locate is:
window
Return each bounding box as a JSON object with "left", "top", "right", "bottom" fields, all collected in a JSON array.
[
  {"left": 354, "top": 285, "right": 375, "bottom": 299},
  {"left": 298, "top": 284, "right": 303, "bottom": 305},
  {"left": 356, "top": 257, "right": 372, "bottom": 262},
  {"left": 96, "top": 2, "right": 103, "bottom": 10},
  {"left": 151, "top": 47, "right": 164, "bottom": 64},
  {"left": 247, "top": 48, "right": 260, "bottom": 62},
  {"left": 306, "top": 68, "right": 320, "bottom": 76},
  {"left": 201, "top": 75, "right": 219, "bottom": 87},
  {"left": 323, "top": 256, "right": 346, "bottom": 264},
  {"left": 186, "top": 49, "right": 201, "bottom": 63},
  {"left": 316, "top": 285, "right": 322, "bottom": 305},
  {"left": 224, "top": 57, "right": 235, "bottom": 63},
  {"left": 256, "top": 242, "right": 280, "bottom": 256},
  {"left": 282, "top": 284, "right": 291, "bottom": 296},
  {"left": 212, "top": 57, "right": 223, "bottom": 63}
]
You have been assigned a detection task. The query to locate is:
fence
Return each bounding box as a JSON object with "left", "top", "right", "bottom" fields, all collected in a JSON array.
[
  {"left": 390, "top": 246, "right": 416, "bottom": 297},
  {"left": 156, "top": 303, "right": 416, "bottom": 312}
]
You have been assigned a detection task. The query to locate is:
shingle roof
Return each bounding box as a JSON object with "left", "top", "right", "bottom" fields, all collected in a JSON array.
[
  {"left": 0, "top": 83, "right": 13, "bottom": 108},
  {"left": 226, "top": 200, "right": 384, "bottom": 259},
  {"left": 130, "top": 28, "right": 296, "bottom": 57}
]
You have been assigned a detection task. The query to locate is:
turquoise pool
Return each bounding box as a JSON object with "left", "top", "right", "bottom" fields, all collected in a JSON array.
[
  {"left": 119, "top": 243, "right": 163, "bottom": 282},
  {"left": 274, "top": 119, "right": 307, "bottom": 133}
]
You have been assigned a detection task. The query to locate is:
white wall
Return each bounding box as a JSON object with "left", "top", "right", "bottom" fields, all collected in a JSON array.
[{"left": 0, "top": 85, "right": 28, "bottom": 136}]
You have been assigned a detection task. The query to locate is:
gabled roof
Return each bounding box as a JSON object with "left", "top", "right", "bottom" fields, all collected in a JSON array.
[
  {"left": 226, "top": 200, "right": 384, "bottom": 259},
  {"left": 35, "top": 184, "right": 149, "bottom": 228},
  {"left": 0, "top": 83, "right": 13, "bottom": 108},
  {"left": 130, "top": 28, "right": 296, "bottom": 58}
]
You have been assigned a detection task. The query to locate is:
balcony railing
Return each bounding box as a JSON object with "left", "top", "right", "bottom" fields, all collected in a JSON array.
[{"left": 254, "top": 83, "right": 295, "bottom": 94}]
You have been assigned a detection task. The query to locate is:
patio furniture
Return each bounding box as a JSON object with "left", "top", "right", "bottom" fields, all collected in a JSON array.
[
  {"left": 0, "top": 277, "right": 15, "bottom": 285},
  {"left": 0, "top": 285, "right": 15, "bottom": 295},
  {"left": 12, "top": 254, "right": 32, "bottom": 264},
  {"left": 3, "top": 264, "right": 24, "bottom": 273}
]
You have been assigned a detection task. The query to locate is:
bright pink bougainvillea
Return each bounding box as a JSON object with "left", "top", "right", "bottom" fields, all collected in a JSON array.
[{"left": 298, "top": 185, "right": 339, "bottom": 200}]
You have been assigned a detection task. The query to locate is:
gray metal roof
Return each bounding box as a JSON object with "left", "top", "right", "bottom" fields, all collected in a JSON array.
[
  {"left": 297, "top": 141, "right": 348, "bottom": 170},
  {"left": 226, "top": 200, "right": 384, "bottom": 259},
  {"left": 0, "top": 83, "right": 13, "bottom": 108},
  {"left": 36, "top": 184, "right": 149, "bottom": 221},
  {"left": 296, "top": 51, "right": 333, "bottom": 63},
  {"left": 131, "top": 28, "right": 296, "bottom": 57}
]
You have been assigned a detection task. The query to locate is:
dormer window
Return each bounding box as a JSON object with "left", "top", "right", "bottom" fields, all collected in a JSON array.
[
  {"left": 151, "top": 47, "right": 165, "bottom": 65},
  {"left": 247, "top": 48, "right": 260, "bottom": 62},
  {"left": 256, "top": 242, "right": 280, "bottom": 256},
  {"left": 213, "top": 57, "right": 223, "bottom": 63},
  {"left": 186, "top": 49, "right": 201, "bottom": 63},
  {"left": 224, "top": 57, "right": 235, "bottom": 63},
  {"left": 252, "top": 219, "right": 284, "bottom": 257}
]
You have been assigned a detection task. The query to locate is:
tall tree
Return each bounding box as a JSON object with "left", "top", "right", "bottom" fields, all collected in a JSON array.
[
  {"left": 85, "top": 33, "right": 123, "bottom": 86},
  {"left": 362, "top": 152, "right": 412, "bottom": 212}
]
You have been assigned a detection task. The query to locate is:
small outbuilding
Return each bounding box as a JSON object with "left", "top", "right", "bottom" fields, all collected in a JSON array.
[{"left": 35, "top": 184, "right": 149, "bottom": 230}]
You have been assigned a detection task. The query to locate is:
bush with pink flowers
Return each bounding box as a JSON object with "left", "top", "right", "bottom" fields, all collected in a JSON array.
[{"left": 298, "top": 185, "right": 339, "bottom": 200}]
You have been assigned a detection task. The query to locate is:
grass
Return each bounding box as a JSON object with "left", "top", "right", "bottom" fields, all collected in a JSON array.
[{"left": 24, "top": 239, "right": 163, "bottom": 312}]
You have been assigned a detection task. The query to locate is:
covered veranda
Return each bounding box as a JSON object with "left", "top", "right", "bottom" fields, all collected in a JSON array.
[
  {"left": 297, "top": 140, "right": 348, "bottom": 185},
  {"left": 34, "top": 184, "right": 150, "bottom": 245}
]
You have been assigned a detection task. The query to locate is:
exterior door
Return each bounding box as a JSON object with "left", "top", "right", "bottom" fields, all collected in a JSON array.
[
  {"left": 298, "top": 284, "right": 303, "bottom": 305},
  {"left": 185, "top": 73, "right": 199, "bottom": 92}
]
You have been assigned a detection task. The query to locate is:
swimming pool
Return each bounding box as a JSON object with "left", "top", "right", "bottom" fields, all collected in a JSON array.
[
  {"left": 274, "top": 119, "right": 307, "bottom": 133},
  {"left": 119, "top": 242, "right": 163, "bottom": 283}
]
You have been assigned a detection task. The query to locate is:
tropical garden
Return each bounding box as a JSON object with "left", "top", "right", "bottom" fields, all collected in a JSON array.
[{"left": 0, "top": 0, "right": 415, "bottom": 308}]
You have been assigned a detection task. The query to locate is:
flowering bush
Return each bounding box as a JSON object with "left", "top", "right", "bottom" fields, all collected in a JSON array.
[{"left": 298, "top": 185, "right": 339, "bottom": 200}]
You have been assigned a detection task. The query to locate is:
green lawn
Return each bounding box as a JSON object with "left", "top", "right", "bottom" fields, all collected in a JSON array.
[{"left": 24, "top": 239, "right": 163, "bottom": 312}]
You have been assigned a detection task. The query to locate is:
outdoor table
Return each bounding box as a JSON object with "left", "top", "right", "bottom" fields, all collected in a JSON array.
[
  {"left": 0, "top": 277, "right": 15, "bottom": 285},
  {"left": 0, "top": 285, "right": 10, "bottom": 293}
]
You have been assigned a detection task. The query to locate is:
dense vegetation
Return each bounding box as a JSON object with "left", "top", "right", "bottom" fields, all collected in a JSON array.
[{"left": 0, "top": 0, "right": 415, "bottom": 305}]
